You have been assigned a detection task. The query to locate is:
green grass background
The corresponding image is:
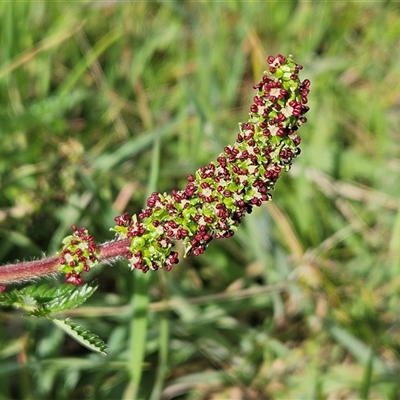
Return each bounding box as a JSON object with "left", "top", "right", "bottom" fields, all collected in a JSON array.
[{"left": 1, "top": 1, "right": 400, "bottom": 399}]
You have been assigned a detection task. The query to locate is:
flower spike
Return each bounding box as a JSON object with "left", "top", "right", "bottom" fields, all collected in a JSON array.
[{"left": 112, "top": 54, "right": 310, "bottom": 273}]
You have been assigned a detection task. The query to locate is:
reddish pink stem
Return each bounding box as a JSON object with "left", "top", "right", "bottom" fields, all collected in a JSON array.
[
  {"left": 98, "top": 239, "right": 130, "bottom": 259},
  {"left": 0, "top": 256, "right": 59, "bottom": 285},
  {"left": 0, "top": 239, "right": 131, "bottom": 285}
]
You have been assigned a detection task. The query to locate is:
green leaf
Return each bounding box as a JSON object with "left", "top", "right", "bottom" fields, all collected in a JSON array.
[
  {"left": 360, "top": 349, "right": 374, "bottom": 400},
  {"left": 26, "top": 282, "right": 98, "bottom": 317},
  {"left": 51, "top": 318, "right": 108, "bottom": 356},
  {"left": 327, "top": 323, "right": 389, "bottom": 374},
  {"left": 0, "top": 282, "right": 98, "bottom": 317},
  {"left": 0, "top": 290, "right": 37, "bottom": 310},
  {"left": 20, "top": 283, "right": 76, "bottom": 303}
]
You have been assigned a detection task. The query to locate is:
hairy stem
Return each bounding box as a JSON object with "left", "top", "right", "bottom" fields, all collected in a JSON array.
[{"left": 0, "top": 239, "right": 130, "bottom": 286}]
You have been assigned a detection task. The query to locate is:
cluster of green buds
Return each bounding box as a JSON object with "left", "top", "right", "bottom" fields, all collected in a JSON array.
[{"left": 111, "top": 54, "right": 310, "bottom": 274}]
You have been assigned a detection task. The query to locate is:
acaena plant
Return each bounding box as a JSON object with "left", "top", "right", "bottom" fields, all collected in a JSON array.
[{"left": 0, "top": 55, "right": 310, "bottom": 354}]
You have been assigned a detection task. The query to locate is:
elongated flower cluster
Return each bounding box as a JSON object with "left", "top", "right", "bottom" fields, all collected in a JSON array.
[{"left": 112, "top": 54, "right": 310, "bottom": 273}]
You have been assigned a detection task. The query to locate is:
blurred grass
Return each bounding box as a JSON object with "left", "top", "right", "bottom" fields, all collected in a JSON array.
[{"left": 1, "top": 1, "right": 400, "bottom": 399}]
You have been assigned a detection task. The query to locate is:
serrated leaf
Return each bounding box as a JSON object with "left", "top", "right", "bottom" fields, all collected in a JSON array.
[
  {"left": 0, "top": 290, "right": 38, "bottom": 311},
  {"left": 41, "top": 283, "right": 98, "bottom": 314},
  {"left": 0, "top": 282, "right": 98, "bottom": 317},
  {"left": 20, "top": 283, "right": 74, "bottom": 303},
  {"left": 26, "top": 282, "right": 98, "bottom": 317},
  {"left": 51, "top": 318, "right": 108, "bottom": 355}
]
